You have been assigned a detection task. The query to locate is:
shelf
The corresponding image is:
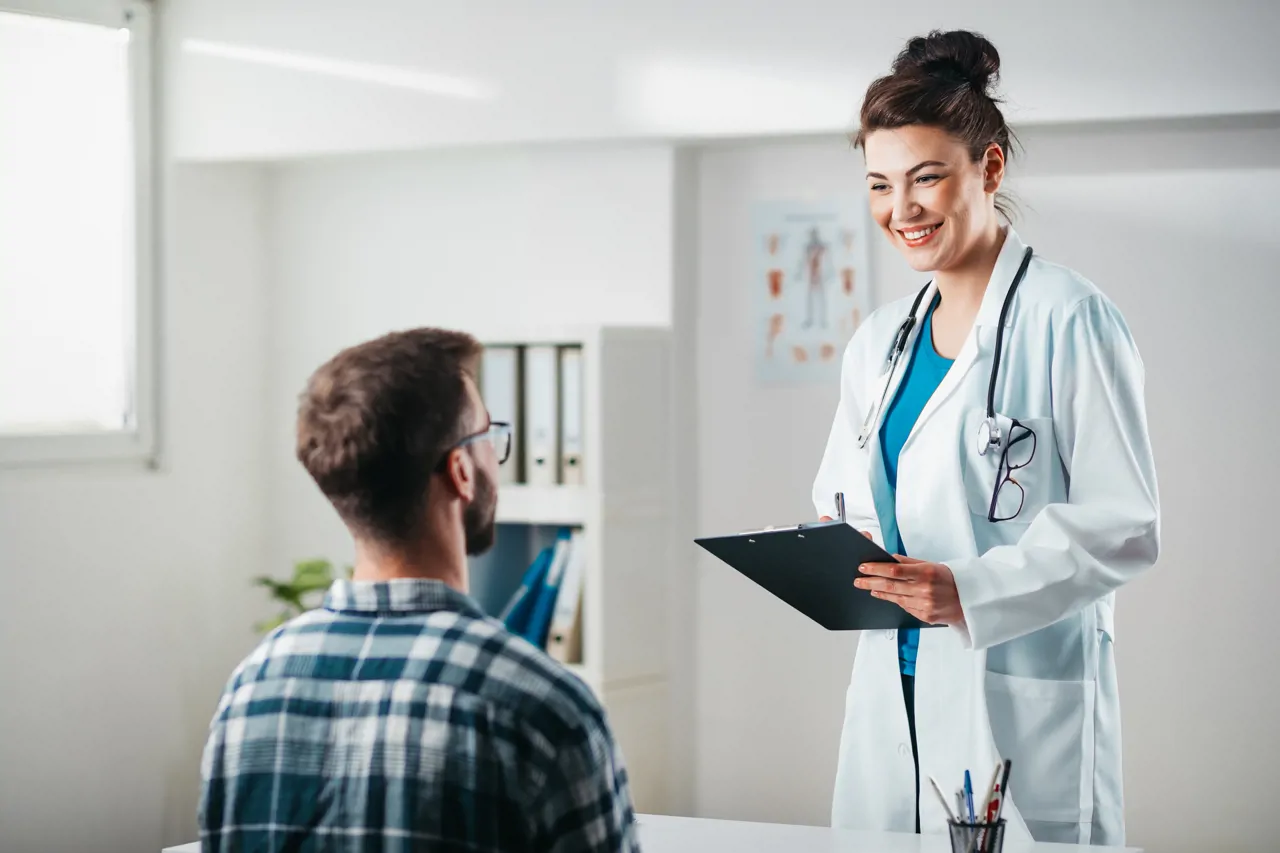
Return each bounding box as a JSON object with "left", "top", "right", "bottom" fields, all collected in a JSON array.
[
  {"left": 475, "top": 323, "right": 668, "bottom": 348},
  {"left": 496, "top": 484, "right": 591, "bottom": 525}
]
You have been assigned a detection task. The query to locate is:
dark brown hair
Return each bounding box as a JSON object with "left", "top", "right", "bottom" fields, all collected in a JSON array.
[
  {"left": 296, "top": 327, "right": 482, "bottom": 544},
  {"left": 855, "top": 30, "right": 1017, "bottom": 216}
]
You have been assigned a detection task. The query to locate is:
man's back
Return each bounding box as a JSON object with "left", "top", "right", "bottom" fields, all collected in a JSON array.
[{"left": 199, "top": 578, "right": 638, "bottom": 853}]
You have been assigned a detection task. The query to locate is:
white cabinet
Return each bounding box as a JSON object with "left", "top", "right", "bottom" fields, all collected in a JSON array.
[{"left": 475, "top": 325, "right": 675, "bottom": 813}]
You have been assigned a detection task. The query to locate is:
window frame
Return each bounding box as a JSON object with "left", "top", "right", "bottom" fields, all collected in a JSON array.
[{"left": 0, "top": 0, "right": 157, "bottom": 468}]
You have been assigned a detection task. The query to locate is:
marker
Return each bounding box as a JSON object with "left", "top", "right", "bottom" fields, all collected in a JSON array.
[
  {"left": 973, "top": 764, "right": 1001, "bottom": 853},
  {"left": 928, "top": 775, "right": 958, "bottom": 823}
]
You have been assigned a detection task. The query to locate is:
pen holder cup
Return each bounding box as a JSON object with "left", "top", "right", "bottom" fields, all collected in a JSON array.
[{"left": 948, "top": 819, "right": 1006, "bottom": 853}]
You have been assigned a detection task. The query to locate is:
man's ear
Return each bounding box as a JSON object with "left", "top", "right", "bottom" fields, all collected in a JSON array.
[{"left": 444, "top": 447, "right": 477, "bottom": 502}]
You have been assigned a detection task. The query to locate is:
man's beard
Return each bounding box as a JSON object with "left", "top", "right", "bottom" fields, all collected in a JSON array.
[{"left": 463, "top": 467, "right": 497, "bottom": 556}]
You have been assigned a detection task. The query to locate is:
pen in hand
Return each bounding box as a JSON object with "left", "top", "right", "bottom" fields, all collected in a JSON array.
[{"left": 821, "top": 493, "right": 874, "bottom": 540}]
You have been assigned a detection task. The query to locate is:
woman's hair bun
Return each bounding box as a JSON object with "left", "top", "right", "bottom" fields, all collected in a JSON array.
[{"left": 891, "top": 29, "right": 1001, "bottom": 95}]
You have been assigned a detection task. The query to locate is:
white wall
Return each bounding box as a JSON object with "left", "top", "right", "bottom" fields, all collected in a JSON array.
[
  {"left": 667, "top": 148, "right": 702, "bottom": 814},
  {"left": 0, "top": 164, "right": 272, "bottom": 853},
  {"left": 261, "top": 142, "right": 676, "bottom": 577},
  {"left": 691, "top": 118, "right": 1280, "bottom": 851}
]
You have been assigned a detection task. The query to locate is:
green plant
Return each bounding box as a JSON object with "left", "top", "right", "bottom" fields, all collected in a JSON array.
[{"left": 254, "top": 558, "right": 352, "bottom": 633}]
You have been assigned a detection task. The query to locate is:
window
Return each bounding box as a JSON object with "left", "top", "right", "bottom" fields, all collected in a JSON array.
[{"left": 0, "top": 0, "right": 154, "bottom": 465}]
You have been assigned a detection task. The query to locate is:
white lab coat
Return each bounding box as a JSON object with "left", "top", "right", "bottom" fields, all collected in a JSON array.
[{"left": 812, "top": 228, "right": 1159, "bottom": 846}]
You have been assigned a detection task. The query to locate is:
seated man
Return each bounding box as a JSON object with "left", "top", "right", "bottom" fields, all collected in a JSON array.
[{"left": 199, "top": 328, "right": 639, "bottom": 852}]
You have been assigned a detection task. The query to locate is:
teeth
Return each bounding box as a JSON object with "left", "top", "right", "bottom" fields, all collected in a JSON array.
[{"left": 903, "top": 225, "right": 939, "bottom": 240}]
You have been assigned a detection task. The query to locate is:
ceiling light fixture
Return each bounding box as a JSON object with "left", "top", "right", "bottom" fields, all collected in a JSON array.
[{"left": 182, "top": 38, "right": 496, "bottom": 100}]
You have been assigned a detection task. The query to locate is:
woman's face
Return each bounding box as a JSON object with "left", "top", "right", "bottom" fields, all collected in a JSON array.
[{"left": 863, "top": 125, "right": 1004, "bottom": 273}]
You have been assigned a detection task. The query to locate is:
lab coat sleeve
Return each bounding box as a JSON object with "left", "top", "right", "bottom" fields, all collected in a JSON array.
[
  {"left": 812, "top": 340, "right": 884, "bottom": 544},
  {"left": 949, "top": 294, "right": 1160, "bottom": 650}
]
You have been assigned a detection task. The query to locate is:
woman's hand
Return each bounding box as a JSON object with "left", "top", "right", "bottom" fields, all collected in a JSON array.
[{"left": 855, "top": 557, "right": 966, "bottom": 628}]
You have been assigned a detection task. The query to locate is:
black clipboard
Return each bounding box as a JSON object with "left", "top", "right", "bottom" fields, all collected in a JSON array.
[{"left": 695, "top": 520, "right": 928, "bottom": 631}]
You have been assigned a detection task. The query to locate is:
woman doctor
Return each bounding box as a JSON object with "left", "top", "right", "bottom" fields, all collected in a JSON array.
[{"left": 813, "top": 30, "right": 1159, "bottom": 846}]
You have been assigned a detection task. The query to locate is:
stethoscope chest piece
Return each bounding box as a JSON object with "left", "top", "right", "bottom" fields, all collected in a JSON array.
[{"left": 976, "top": 416, "right": 1002, "bottom": 456}]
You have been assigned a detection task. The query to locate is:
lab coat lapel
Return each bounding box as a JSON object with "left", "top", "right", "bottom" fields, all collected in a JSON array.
[
  {"left": 906, "top": 228, "right": 1028, "bottom": 444},
  {"left": 866, "top": 422, "right": 901, "bottom": 548},
  {"left": 864, "top": 283, "right": 935, "bottom": 541}
]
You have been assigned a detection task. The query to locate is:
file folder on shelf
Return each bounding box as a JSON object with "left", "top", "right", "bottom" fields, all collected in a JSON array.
[
  {"left": 547, "top": 528, "right": 586, "bottom": 663},
  {"left": 524, "top": 529, "right": 573, "bottom": 648},
  {"left": 558, "top": 346, "right": 585, "bottom": 486},
  {"left": 480, "top": 345, "right": 522, "bottom": 484},
  {"left": 499, "top": 546, "right": 552, "bottom": 636},
  {"left": 523, "top": 345, "right": 560, "bottom": 487}
]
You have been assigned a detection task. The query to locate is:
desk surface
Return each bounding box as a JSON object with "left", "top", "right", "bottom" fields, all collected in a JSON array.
[
  {"left": 164, "top": 813, "right": 1140, "bottom": 852},
  {"left": 633, "top": 814, "right": 1139, "bottom": 852}
]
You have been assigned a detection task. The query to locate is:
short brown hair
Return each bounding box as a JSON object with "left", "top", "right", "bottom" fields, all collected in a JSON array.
[
  {"left": 296, "top": 328, "right": 482, "bottom": 544},
  {"left": 855, "top": 30, "right": 1017, "bottom": 217}
]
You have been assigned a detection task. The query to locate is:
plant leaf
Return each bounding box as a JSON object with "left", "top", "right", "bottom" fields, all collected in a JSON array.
[{"left": 293, "top": 559, "right": 335, "bottom": 584}]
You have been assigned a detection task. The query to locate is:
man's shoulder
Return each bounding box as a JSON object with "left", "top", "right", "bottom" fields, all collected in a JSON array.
[
  {"left": 452, "top": 615, "right": 607, "bottom": 735},
  {"left": 224, "top": 607, "right": 606, "bottom": 737}
]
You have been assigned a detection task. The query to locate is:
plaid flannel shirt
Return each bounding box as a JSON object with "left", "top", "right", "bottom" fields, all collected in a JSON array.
[{"left": 199, "top": 578, "right": 639, "bottom": 853}]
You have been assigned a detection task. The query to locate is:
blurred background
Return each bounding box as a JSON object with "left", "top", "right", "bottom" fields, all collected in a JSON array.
[{"left": 0, "top": 1, "right": 1277, "bottom": 851}]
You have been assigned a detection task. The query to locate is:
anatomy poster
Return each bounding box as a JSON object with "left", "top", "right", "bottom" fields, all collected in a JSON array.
[{"left": 752, "top": 198, "right": 873, "bottom": 385}]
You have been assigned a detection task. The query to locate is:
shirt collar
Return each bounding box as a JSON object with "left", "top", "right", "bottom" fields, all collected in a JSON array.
[{"left": 323, "top": 578, "right": 487, "bottom": 619}]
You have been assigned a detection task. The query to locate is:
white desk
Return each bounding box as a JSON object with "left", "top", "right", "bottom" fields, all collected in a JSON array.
[
  {"left": 164, "top": 813, "right": 1140, "bottom": 852},
  {"left": 632, "top": 814, "right": 1139, "bottom": 852}
]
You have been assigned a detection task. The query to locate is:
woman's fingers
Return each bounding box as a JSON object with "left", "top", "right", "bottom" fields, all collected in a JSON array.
[{"left": 857, "top": 561, "right": 902, "bottom": 579}]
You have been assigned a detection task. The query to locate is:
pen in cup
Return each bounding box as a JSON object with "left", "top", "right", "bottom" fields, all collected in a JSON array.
[
  {"left": 928, "top": 775, "right": 958, "bottom": 823},
  {"left": 981, "top": 763, "right": 1002, "bottom": 820}
]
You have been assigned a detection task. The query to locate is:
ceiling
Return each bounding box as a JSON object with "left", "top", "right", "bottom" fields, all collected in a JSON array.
[{"left": 164, "top": 0, "right": 1280, "bottom": 161}]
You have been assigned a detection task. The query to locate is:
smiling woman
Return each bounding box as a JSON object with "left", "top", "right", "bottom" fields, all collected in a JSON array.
[{"left": 812, "top": 28, "right": 1160, "bottom": 848}]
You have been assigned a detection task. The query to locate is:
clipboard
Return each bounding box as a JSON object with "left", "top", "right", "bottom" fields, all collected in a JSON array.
[{"left": 695, "top": 520, "right": 929, "bottom": 631}]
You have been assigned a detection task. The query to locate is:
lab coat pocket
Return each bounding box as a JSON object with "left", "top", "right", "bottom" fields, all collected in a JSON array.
[
  {"left": 961, "top": 414, "right": 1056, "bottom": 522},
  {"left": 985, "top": 671, "right": 1095, "bottom": 824}
]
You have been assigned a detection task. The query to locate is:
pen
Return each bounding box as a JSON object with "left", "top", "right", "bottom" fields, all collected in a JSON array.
[
  {"left": 981, "top": 763, "right": 1001, "bottom": 820},
  {"left": 964, "top": 770, "right": 975, "bottom": 823},
  {"left": 928, "top": 775, "right": 958, "bottom": 823},
  {"left": 834, "top": 491, "right": 846, "bottom": 523},
  {"left": 994, "top": 759, "right": 1012, "bottom": 822}
]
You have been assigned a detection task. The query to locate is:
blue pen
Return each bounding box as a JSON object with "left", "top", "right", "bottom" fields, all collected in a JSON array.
[{"left": 964, "top": 770, "right": 975, "bottom": 823}]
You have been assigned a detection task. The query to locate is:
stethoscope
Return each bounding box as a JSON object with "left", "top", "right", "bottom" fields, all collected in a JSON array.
[{"left": 856, "top": 246, "right": 1035, "bottom": 455}]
